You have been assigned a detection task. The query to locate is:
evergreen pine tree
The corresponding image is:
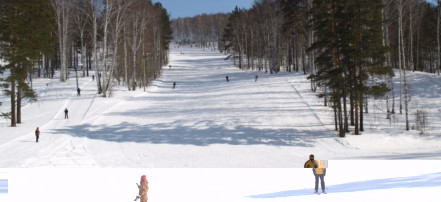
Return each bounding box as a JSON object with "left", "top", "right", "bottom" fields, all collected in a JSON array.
[
  {"left": 280, "top": 0, "right": 308, "bottom": 73},
  {"left": 222, "top": 6, "right": 242, "bottom": 67},
  {"left": 0, "top": 0, "right": 56, "bottom": 126},
  {"left": 308, "top": 0, "right": 392, "bottom": 136},
  {"left": 308, "top": 0, "right": 346, "bottom": 137}
]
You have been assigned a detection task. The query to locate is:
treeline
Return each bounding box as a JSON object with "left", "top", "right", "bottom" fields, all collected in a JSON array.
[
  {"left": 0, "top": 0, "right": 172, "bottom": 127},
  {"left": 171, "top": 13, "right": 229, "bottom": 48},
  {"left": 222, "top": 0, "right": 441, "bottom": 74},
  {"left": 222, "top": 0, "right": 441, "bottom": 136}
]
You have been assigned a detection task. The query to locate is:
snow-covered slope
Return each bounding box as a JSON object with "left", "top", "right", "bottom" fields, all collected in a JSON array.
[{"left": 0, "top": 45, "right": 440, "bottom": 168}]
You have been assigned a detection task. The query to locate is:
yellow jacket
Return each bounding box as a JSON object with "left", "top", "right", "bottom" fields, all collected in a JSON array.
[
  {"left": 304, "top": 160, "right": 314, "bottom": 168},
  {"left": 313, "top": 160, "right": 327, "bottom": 176}
]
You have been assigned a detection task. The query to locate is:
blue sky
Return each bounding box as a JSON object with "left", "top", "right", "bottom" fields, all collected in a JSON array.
[
  {"left": 153, "top": 0, "right": 255, "bottom": 19},
  {"left": 154, "top": 0, "right": 439, "bottom": 19}
]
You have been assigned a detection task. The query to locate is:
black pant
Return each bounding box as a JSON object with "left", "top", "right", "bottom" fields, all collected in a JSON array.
[
  {"left": 36, "top": 135, "right": 39, "bottom": 142},
  {"left": 315, "top": 175, "right": 325, "bottom": 192},
  {"left": 65, "top": 113, "right": 68, "bottom": 119}
]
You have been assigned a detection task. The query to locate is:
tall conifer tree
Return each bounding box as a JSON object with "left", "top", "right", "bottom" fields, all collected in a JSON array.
[
  {"left": 0, "top": 0, "right": 56, "bottom": 126},
  {"left": 308, "top": 0, "right": 392, "bottom": 136}
]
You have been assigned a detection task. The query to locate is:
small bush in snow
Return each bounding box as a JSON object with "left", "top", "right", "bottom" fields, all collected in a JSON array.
[{"left": 415, "top": 109, "right": 428, "bottom": 133}]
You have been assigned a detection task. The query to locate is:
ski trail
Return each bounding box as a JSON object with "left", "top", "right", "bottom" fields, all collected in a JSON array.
[
  {"left": 4, "top": 46, "right": 439, "bottom": 167},
  {"left": 283, "top": 76, "right": 359, "bottom": 151},
  {"left": 30, "top": 80, "right": 99, "bottom": 167},
  {"left": 0, "top": 79, "right": 99, "bottom": 167},
  {"left": 287, "top": 78, "right": 328, "bottom": 130}
]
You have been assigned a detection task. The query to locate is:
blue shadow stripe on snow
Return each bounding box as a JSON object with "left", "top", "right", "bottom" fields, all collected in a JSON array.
[
  {"left": 247, "top": 172, "right": 441, "bottom": 198},
  {"left": 51, "top": 122, "right": 330, "bottom": 146},
  {"left": 0, "top": 179, "right": 7, "bottom": 194},
  {"left": 351, "top": 152, "right": 441, "bottom": 160}
]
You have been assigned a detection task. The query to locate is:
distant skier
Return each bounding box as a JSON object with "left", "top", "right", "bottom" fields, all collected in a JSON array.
[
  {"left": 77, "top": 88, "right": 81, "bottom": 96},
  {"left": 64, "top": 108, "right": 69, "bottom": 119},
  {"left": 173, "top": 82, "right": 176, "bottom": 89},
  {"left": 35, "top": 127, "right": 40, "bottom": 143},
  {"left": 134, "top": 175, "right": 149, "bottom": 202},
  {"left": 92, "top": 75, "right": 95, "bottom": 81},
  {"left": 226, "top": 75, "right": 229, "bottom": 82},
  {"left": 169, "top": 65, "right": 171, "bottom": 69},
  {"left": 255, "top": 75, "right": 258, "bottom": 82},
  {"left": 305, "top": 154, "right": 326, "bottom": 194}
]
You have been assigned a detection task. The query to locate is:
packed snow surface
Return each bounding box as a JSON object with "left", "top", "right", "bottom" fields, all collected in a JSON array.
[
  {"left": 0, "top": 45, "right": 441, "bottom": 168},
  {"left": 5, "top": 160, "right": 441, "bottom": 202}
]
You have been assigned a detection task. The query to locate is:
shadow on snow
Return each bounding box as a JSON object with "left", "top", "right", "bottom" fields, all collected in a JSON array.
[
  {"left": 52, "top": 121, "right": 331, "bottom": 147},
  {"left": 247, "top": 172, "right": 441, "bottom": 198}
]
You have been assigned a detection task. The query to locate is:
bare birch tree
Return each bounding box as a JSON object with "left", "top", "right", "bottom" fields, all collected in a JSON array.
[
  {"left": 72, "top": 0, "right": 89, "bottom": 77},
  {"left": 52, "top": 0, "right": 70, "bottom": 82},
  {"left": 397, "top": 0, "right": 410, "bottom": 130},
  {"left": 101, "top": 0, "right": 132, "bottom": 97},
  {"left": 128, "top": 1, "right": 148, "bottom": 90},
  {"left": 86, "top": 0, "right": 101, "bottom": 93},
  {"left": 436, "top": 0, "right": 441, "bottom": 75}
]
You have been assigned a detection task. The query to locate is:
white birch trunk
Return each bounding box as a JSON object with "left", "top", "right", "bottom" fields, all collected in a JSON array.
[
  {"left": 398, "top": 1, "right": 404, "bottom": 115},
  {"left": 90, "top": 0, "right": 100, "bottom": 94},
  {"left": 130, "top": 7, "right": 147, "bottom": 91},
  {"left": 408, "top": 0, "right": 415, "bottom": 72},
  {"left": 398, "top": 0, "right": 409, "bottom": 130},
  {"left": 436, "top": 0, "right": 441, "bottom": 75},
  {"left": 124, "top": 25, "right": 129, "bottom": 90},
  {"left": 52, "top": 0, "right": 69, "bottom": 82},
  {"left": 102, "top": 0, "right": 131, "bottom": 97},
  {"left": 62, "top": 3, "right": 69, "bottom": 81},
  {"left": 382, "top": 0, "right": 391, "bottom": 119}
]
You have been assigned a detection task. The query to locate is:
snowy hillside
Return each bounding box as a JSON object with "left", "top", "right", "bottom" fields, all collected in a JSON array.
[{"left": 0, "top": 45, "right": 440, "bottom": 168}]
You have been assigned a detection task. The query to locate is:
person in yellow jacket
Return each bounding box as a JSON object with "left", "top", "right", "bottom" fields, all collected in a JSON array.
[
  {"left": 304, "top": 154, "right": 315, "bottom": 168},
  {"left": 304, "top": 154, "right": 326, "bottom": 194},
  {"left": 134, "top": 175, "right": 149, "bottom": 202}
]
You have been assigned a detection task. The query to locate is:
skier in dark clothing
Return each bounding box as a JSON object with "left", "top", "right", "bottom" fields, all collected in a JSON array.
[
  {"left": 35, "top": 127, "right": 40, "bottom": 142},
  {"left": 226, "top": 76, "right": 229, "bottom": 82},
  {"left": 255, "top": 75, "right": 258, "bottom": 82},
  {"left": 64, "top": 108, "right": 69, "bottom": 119},
  {"left": 92, "top": 75, "right": 95, "bottom": 81},
  {"left": 173, "top": 82, "right": 176, "bottom": 89},
  {"left": 77, "top": 88, "right": 81, "bottom": 96}
]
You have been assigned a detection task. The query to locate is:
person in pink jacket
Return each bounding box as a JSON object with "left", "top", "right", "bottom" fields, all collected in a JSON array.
[{"left": 134, "top": 175, "right": 149, "bottom": 202}]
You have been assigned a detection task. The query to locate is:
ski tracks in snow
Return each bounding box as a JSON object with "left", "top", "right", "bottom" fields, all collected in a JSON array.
[
  {"left": 283, "top": 75, "right": 359, "bottom": 151},
  {"left": 0, "top": 80, "right": 99, "bottom": 167},
  {"left": 30, "top": 81, "right": 99, "bottom": 167}
]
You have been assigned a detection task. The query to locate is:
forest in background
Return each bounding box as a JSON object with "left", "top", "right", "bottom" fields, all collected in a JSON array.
[
  {"left": 0, "top": 0, "right": 173, "bottom": 127},
  {"left": 171, "top": 13, "right": 229, "bottom": 49},
  {"left": 172, "top": 0, "right": 441, "bottom": 136}
]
